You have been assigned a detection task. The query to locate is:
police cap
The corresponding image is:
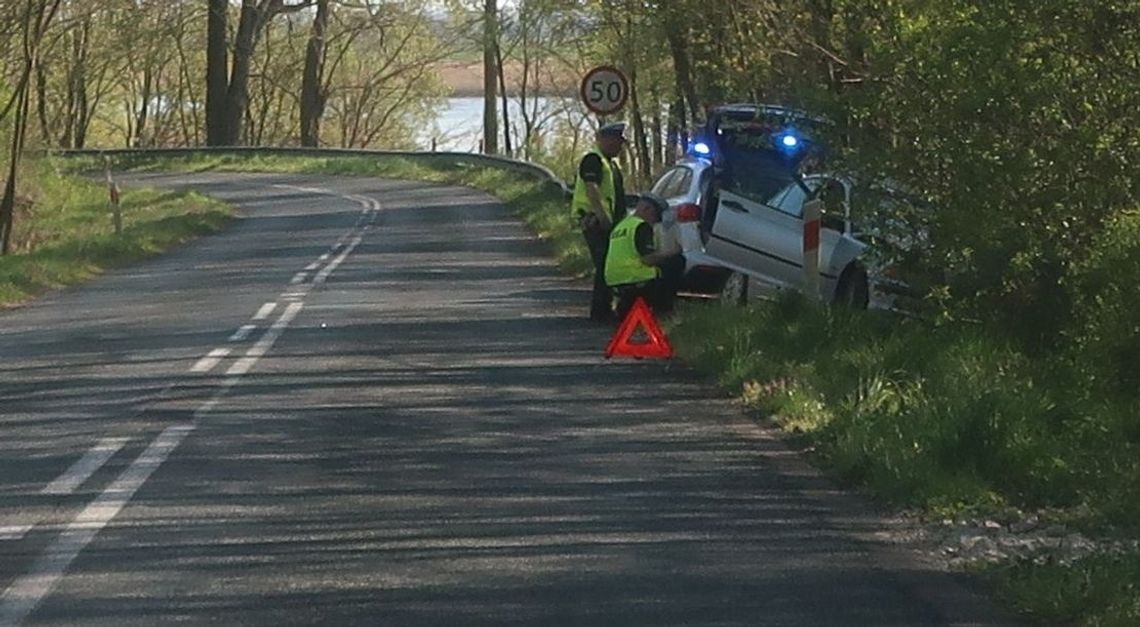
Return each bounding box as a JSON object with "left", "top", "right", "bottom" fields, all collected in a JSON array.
[
  {"left": 639, "top": 193, "right": 669, "bottom": 220},
  {"left": 597, "top": 122, "right": 627, "bottom": 140}
]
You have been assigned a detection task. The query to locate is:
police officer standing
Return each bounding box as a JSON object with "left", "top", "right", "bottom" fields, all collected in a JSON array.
[{"left": 571, "top": 122, "right": 627, "bottom": 322}]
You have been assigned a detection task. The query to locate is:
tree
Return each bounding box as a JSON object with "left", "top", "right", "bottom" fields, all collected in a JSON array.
[
  {"left": 481, "top": 0, "right": 497, "bottom": 154},
  {"left": 205, "top": 0, "right": 313, "bottom": 146},
  {"left": 1, "top": 0, "right": 64, "bottom": 254},
  {"left": 299, "top": 0, "right": 329, "bottom": 146}
]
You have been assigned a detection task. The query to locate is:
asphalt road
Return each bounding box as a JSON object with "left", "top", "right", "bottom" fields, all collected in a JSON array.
[{"left": 0, "top": 173, "right": 1013, "bottom": 626}]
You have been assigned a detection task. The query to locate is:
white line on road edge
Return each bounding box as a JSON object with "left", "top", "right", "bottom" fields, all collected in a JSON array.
[
  {"left": 189, "top": 347, "right": 232, "bottom": 373},
  {"left": 0, "top": 526, "right": 33, "bottom": 541},
  {"left": 304, "top": 261, "right": 321, "bottom": 271},
  {"left": 290, "top": 273, "right": 308, "bottom": 285},
  {"left": 253, "top": 302, "right": 277, "bottom": 320},
  {"left": 0, "top": 426, "right": 192, "bottom": 627},
  {"left": 226, "top": 302, "right": 305, "bottom": 377},
  {"left": 40, "top": 438, "right": 130, "bottom": 496},
  {"left": 228, "top": 324, "right": 257, "bottom": 342}
]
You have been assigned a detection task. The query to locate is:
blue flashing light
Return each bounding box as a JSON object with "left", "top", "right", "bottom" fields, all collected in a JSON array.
[
  {"left": 693, "top": 141, "right": 711, "bottom": 156},
  {"left": 781, "top": 134, "right": 799, "bottom": 148}
]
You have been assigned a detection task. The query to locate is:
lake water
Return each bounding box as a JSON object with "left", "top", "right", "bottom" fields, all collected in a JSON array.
[{"left": 423, "top": 96, "right": 585, "bottom": 153}]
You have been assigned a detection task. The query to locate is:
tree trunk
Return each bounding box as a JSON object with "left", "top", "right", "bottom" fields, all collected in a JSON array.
[
  {"left": 482, "top": 0, "right": 498, "bottom": 154},
  {"left": 205, "top": 0, "right": 228, "bottom": 145},
  {"left": 665, "top": 25, "right": 699, "bottom": 124},
  {"left": 649, "top": 84, "right": 664, "bottom": 170},
  {"left": 299, "top": 0, "right": 329, "bottom": 147},
  {"left": 495, "top": 38, "right": 511, "bottom": 157},
  {"left": 220, "top": 1, "right": 265, "bottom": 145},
  {"left": 627, "top": 69, "right": 652, "bottom": 184}
]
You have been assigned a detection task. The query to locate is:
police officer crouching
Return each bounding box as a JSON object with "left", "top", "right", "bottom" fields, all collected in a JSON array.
[
  {"left": 570, "top": 122, "right": 627, "bottom": 322},
  {"left": 604, "top": 193, "right": 684, "bottom": 319}
]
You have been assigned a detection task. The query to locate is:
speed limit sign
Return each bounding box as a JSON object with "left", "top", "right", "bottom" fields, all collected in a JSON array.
[{"left": 580, "top": 66, "right": 629, "bottom": 116}]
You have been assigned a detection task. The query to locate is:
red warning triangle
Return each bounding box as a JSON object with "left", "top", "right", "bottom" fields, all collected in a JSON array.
[{"left": 605, "top": 297, "right": 674, "bottom": 359}]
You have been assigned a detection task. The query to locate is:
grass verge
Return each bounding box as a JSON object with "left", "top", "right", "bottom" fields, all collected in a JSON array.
[
  {"left": 1, "top": 163, "right": 231, "bottom": 307},
  {"left": 670, "top": 294, "right": 1139, "bottom": 625}
]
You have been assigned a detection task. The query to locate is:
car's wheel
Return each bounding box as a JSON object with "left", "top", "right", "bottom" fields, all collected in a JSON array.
[
  {"left": 720, "top": 271, "right": 748, "bottom": 306},
  {"left": 833, "top": 263, "right": 869, "bottom": 309}
]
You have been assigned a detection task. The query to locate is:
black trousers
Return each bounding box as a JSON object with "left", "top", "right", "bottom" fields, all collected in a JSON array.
[
  {"left": 613, "top": 254, "right": 685, "bottom": 320},
  {"left": 583, "top": 225, "right": 613, "bottom": 319}
]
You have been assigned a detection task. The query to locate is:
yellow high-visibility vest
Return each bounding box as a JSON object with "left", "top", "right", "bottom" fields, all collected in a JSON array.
[
  {"left": 570, "top": 147, "right": 616, "bottom": 223},
  {"left": 605, "top": 215, "right": 659, "bottom": 286}
]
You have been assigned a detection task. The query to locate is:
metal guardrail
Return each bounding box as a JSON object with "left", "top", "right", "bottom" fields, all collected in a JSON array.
[{"left": 55, "top": 147, "right": 573, "bottom": 197}]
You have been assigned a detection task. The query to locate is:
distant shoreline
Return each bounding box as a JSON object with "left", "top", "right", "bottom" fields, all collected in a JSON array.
[{"left": 436, "top": 61, "right": 577, "bottom": 99}]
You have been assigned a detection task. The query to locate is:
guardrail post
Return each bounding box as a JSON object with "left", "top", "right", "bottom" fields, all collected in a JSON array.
[
  {"left": 102, "top": 154, "right": 122, "bottom": 236},
  {"left": 802, "top": 198, "right": 822, "bottom": 301}
]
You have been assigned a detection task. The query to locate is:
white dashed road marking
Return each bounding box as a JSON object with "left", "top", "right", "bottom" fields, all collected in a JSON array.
[
  {"left": 226, "top": 302, "right": 305, "bottom": 377},
  {"left": 0, "top": 426, "right": 192, "bottom": 627},
  {"left": 0, "top": 526, "right": 33, "bottom": 542},
  {"left": 40, "top": 438, "right": 130, "bottom": 496},
  {"left": 0, "top": 183, "right": 382, "bottom": 626},
  {"left": 228, "top": 324, "right": 257, "bottom": 342},
  {"left": 189, "top": 347, "right": 232, "bottom": 373},
  {"left": 253, "top": 302, "right": 277, "bottom": 320}
]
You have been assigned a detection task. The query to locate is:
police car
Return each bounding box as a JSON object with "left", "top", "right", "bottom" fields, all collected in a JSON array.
[{"left": 650, "top": 104, "right": 914, "bottom": 309}]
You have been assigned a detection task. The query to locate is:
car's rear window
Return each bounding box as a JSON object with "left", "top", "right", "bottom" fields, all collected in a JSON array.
[{"left": 719, "top": 136, "right": 794, "bottom": 203}]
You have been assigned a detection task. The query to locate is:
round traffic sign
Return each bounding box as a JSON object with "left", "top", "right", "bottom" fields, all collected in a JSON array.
[{"left": 580, "top": 66, "right": 629, "bottom": 116}]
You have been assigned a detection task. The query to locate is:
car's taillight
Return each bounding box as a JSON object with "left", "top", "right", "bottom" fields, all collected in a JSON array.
[{"left": 676, "top": 203, "right": 701, "bottom": 222}]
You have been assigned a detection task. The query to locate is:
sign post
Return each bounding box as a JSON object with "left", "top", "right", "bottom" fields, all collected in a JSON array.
[
  {"left": 802, "top": 198, "right": 822, "bottom": 301},
  {"left": 580, "top": 66, "right": 629, "bottom": 117}
]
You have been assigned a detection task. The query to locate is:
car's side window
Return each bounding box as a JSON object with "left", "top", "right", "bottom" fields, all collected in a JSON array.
[
  {"left": 775, "top": 182, "right": 810, "bottom": 218},
  {"left": 651, "top": 168, "right": 681, "bottom": 197},
  {"left": 671, "top": 168, "right": 694, "bottom": 198}
]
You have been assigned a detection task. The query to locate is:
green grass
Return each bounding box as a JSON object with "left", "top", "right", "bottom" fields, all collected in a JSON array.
[
  {"left": 0, "top": 164, "right": 231, "bottom": 306},
  {"left": 990, "top": 555, "right": 1140, "bottom": 626}
]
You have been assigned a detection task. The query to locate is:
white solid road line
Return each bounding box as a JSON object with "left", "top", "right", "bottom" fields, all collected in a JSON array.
[
  {"left": 253, "top": 302, "right": 277, "bottom": 320},
  {"left": 40, "top": 438, "right": 130, "bottom": 496},
  {"left": 0, "top": 425, "right": 192, "bottom": 627},
  {"left": 0, "top": 185, "right": 380, "bottom": 627},
  {"left": 313, "top": 233, "right": 365, "bottom": 285},
  {"left": 226, "top": 302, "right": 305, "bottom": 377},
  {"left": 290, "top": 272, "right": 308, "bottom": 285},
  {"left": 0, "top": 526, "right": 34, "bottom": 541},
  {"left": 189, "top": 347, "right": 232, "bottom": 373},
  {"left": 229, "top": 324, "right": 257, "bottom": 342}
]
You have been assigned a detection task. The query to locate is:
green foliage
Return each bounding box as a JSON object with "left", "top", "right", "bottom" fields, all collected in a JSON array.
[
  {"left": 798, "top": 1, "right": 1140, "bottom": 347},
  {"left": 1067, "top": 209, "right": 1140, "bottom": 400},
  {"left": 670, "top": 296, "right": 1138, "bottom": 525}
]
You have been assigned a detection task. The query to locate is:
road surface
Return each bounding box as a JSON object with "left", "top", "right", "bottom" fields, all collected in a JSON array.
[{"left": 0, "top": 173, "right": 1012, "bottom": 625}]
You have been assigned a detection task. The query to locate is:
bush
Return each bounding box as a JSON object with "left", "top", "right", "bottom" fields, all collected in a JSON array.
[
  {"left": 671, "top": 294, "right": 1138, "bottom": 523},
  {"left": 1067, "top": 209, "right": 1140, "bottom": 401}
]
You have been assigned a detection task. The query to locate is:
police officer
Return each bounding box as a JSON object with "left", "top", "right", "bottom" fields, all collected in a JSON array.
[
  {"left": 604, "top": 193, "right": 684, "bottom": 318},
  {"left": 571, "top": 122, "right": 627, "bottom": 322}
]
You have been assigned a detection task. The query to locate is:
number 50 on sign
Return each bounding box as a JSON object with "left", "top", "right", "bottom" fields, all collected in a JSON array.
[{"left": 580, "top": 66, "right": 629, "bottom": 116}]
